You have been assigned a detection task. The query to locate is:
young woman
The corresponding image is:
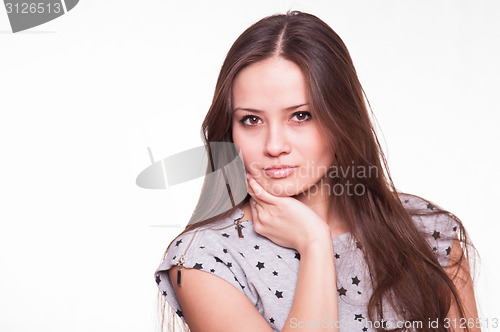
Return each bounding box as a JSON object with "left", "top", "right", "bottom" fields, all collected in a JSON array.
[{"left": 154, "top": 11, "right": 479, "bottom": 332}]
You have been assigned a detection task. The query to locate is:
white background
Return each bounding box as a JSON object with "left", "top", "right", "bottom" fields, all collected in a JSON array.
[{"left": 1, "top": 1, "right": 498, "bottom": 331}]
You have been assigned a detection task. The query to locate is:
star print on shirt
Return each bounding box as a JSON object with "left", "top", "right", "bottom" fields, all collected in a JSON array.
[
  {"left": 362, "top": 327, "right": 368, "bottom": 331},
  {"left": 155, "top": 275, "right": 161, "bottom": 284},
  {"left": 234, "top": 276, "right": 246, "bottom": 290},
  {"left": 155, "top": 194, "right": 462, "bottom": 330},
  {"left": 352, "top": 276, "right": 361, "bottom": 286},
  {"left": 176, "top": 309, "right": 184, "bottom": 318},
  {"left": 427, "top": 203, "right": 434, "bottom": 210},
  {"left": 214, "top": 256, "right": 224, "bottom": 264}
]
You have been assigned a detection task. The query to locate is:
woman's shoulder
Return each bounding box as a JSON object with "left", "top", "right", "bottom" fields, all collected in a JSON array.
[
  {"left": 399, "top": 192, "right": 460, "bottom": 228},
  {"left": 398, "top": 192, "right": 461, "bottom": 267},
  {"left": 155, "top": 207, "right": 276, "bottom": 282},
  {"left": 154, "top": 207, "right": 264, "bottom": 322},
  {"left": 399, "top": 192, "right": 441, "bottom": 211},
  {"left": 157, "top": 208, "right": 244, "bottom": 268}
]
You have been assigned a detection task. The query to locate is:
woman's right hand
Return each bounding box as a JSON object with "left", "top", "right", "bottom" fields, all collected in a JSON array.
[{"left": 246, "top": 173, "right": 331, "bottom": 254}]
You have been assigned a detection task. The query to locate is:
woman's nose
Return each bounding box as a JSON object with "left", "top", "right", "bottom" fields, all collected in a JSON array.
[{"left": 264, "top": 124, "right": 291, "bottom": 157}]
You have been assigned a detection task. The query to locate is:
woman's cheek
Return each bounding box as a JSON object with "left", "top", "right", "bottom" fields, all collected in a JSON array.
[{"left": 246, "top": 163, "right": 261, "bottom": 178}]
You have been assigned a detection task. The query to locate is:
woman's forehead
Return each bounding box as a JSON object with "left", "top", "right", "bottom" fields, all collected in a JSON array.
[{"left": 232, "top": 59, "right": 308, "bottom": 112}]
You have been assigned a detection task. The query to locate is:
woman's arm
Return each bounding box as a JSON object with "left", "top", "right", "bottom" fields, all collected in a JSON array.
[
  {"left": 445, "top": 233, "right": 480, "bottom": 332},
  {"left": 167, "top": 267, "right": 273, "bottom": 332},
  {"left": 167, "top": 230, "right": 338, "bottom": 332},
  {"left": 281, "top": 233, "right": 339, "bottom": 331},
  {"left": 247, "top": 174, "right": 340, "bottom": 331}
]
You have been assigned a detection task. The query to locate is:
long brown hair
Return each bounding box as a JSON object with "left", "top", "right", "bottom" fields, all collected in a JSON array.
[{"left": 158, "top": 10, "right": 476, "bottom": 332}]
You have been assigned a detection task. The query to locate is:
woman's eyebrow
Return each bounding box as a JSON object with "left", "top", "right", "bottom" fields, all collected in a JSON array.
[{"left": 232, "top": 103, "right": 308, "bottom": 113}]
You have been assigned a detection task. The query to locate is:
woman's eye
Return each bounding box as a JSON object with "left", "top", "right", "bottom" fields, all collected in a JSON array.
[
  {"left": 291, "top": 111, "right": 312, "bottom": 122},
  {"left": 240, "top": 115, "right": 262, "bottom": 126},
  {"left": 239, "top": 111, "right": 311, "bottom": 127}
]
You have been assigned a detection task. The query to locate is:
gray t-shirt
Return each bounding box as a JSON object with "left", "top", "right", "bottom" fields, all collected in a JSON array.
[{"left": 154, "top": 194, "right": 458, "bottom": 331}]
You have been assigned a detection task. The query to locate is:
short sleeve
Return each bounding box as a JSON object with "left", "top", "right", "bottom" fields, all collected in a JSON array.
[
  {"left": 401, "top": 194, "right": 461, "bottom": 269},
  {"left": 154, "top": 228, "right": 251, "bottom": 324},
  {"left": 413, "top": 211, "right": 460, "bottom": 269}
]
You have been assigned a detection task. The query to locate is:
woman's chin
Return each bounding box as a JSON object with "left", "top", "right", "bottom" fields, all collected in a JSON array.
[{"left": 262, "top": 182, "right": 303, "bottom": 197}]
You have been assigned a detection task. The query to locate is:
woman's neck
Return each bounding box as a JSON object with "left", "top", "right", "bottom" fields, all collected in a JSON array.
[{"left": 294, "top": 184, "right": 350, "bottom": 239}]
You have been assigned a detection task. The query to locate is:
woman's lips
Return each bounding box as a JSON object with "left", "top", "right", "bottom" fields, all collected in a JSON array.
[{"left": 264, "top": 166, "right": 297, "bottom": 179}]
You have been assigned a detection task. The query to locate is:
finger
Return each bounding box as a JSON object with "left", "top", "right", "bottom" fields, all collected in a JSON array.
[
  {"left": 250, "top": 198, "right": 268, "bottom": 236},
  {"left": 247, "top": 181, "right": 267, "bottom": 209},
  {"left": 253, "top": 199, "right": 267, "bottom": 222},
  {"left": 247, "top": 175, "right": 278, "bottom": 205},
  {"left": 246, "top": 174, "right": 265, "bottom": 207},
  {"left": 246, "top": 173, "right": 255, "bottom": 196},
  {"left": 249, "top": 198, "right": 260, "bottom": 224}
]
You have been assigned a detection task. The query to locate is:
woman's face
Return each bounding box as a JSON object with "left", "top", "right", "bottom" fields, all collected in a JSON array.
[{"left": 231, "top": 57, "right": 334, "bottom": 197}]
